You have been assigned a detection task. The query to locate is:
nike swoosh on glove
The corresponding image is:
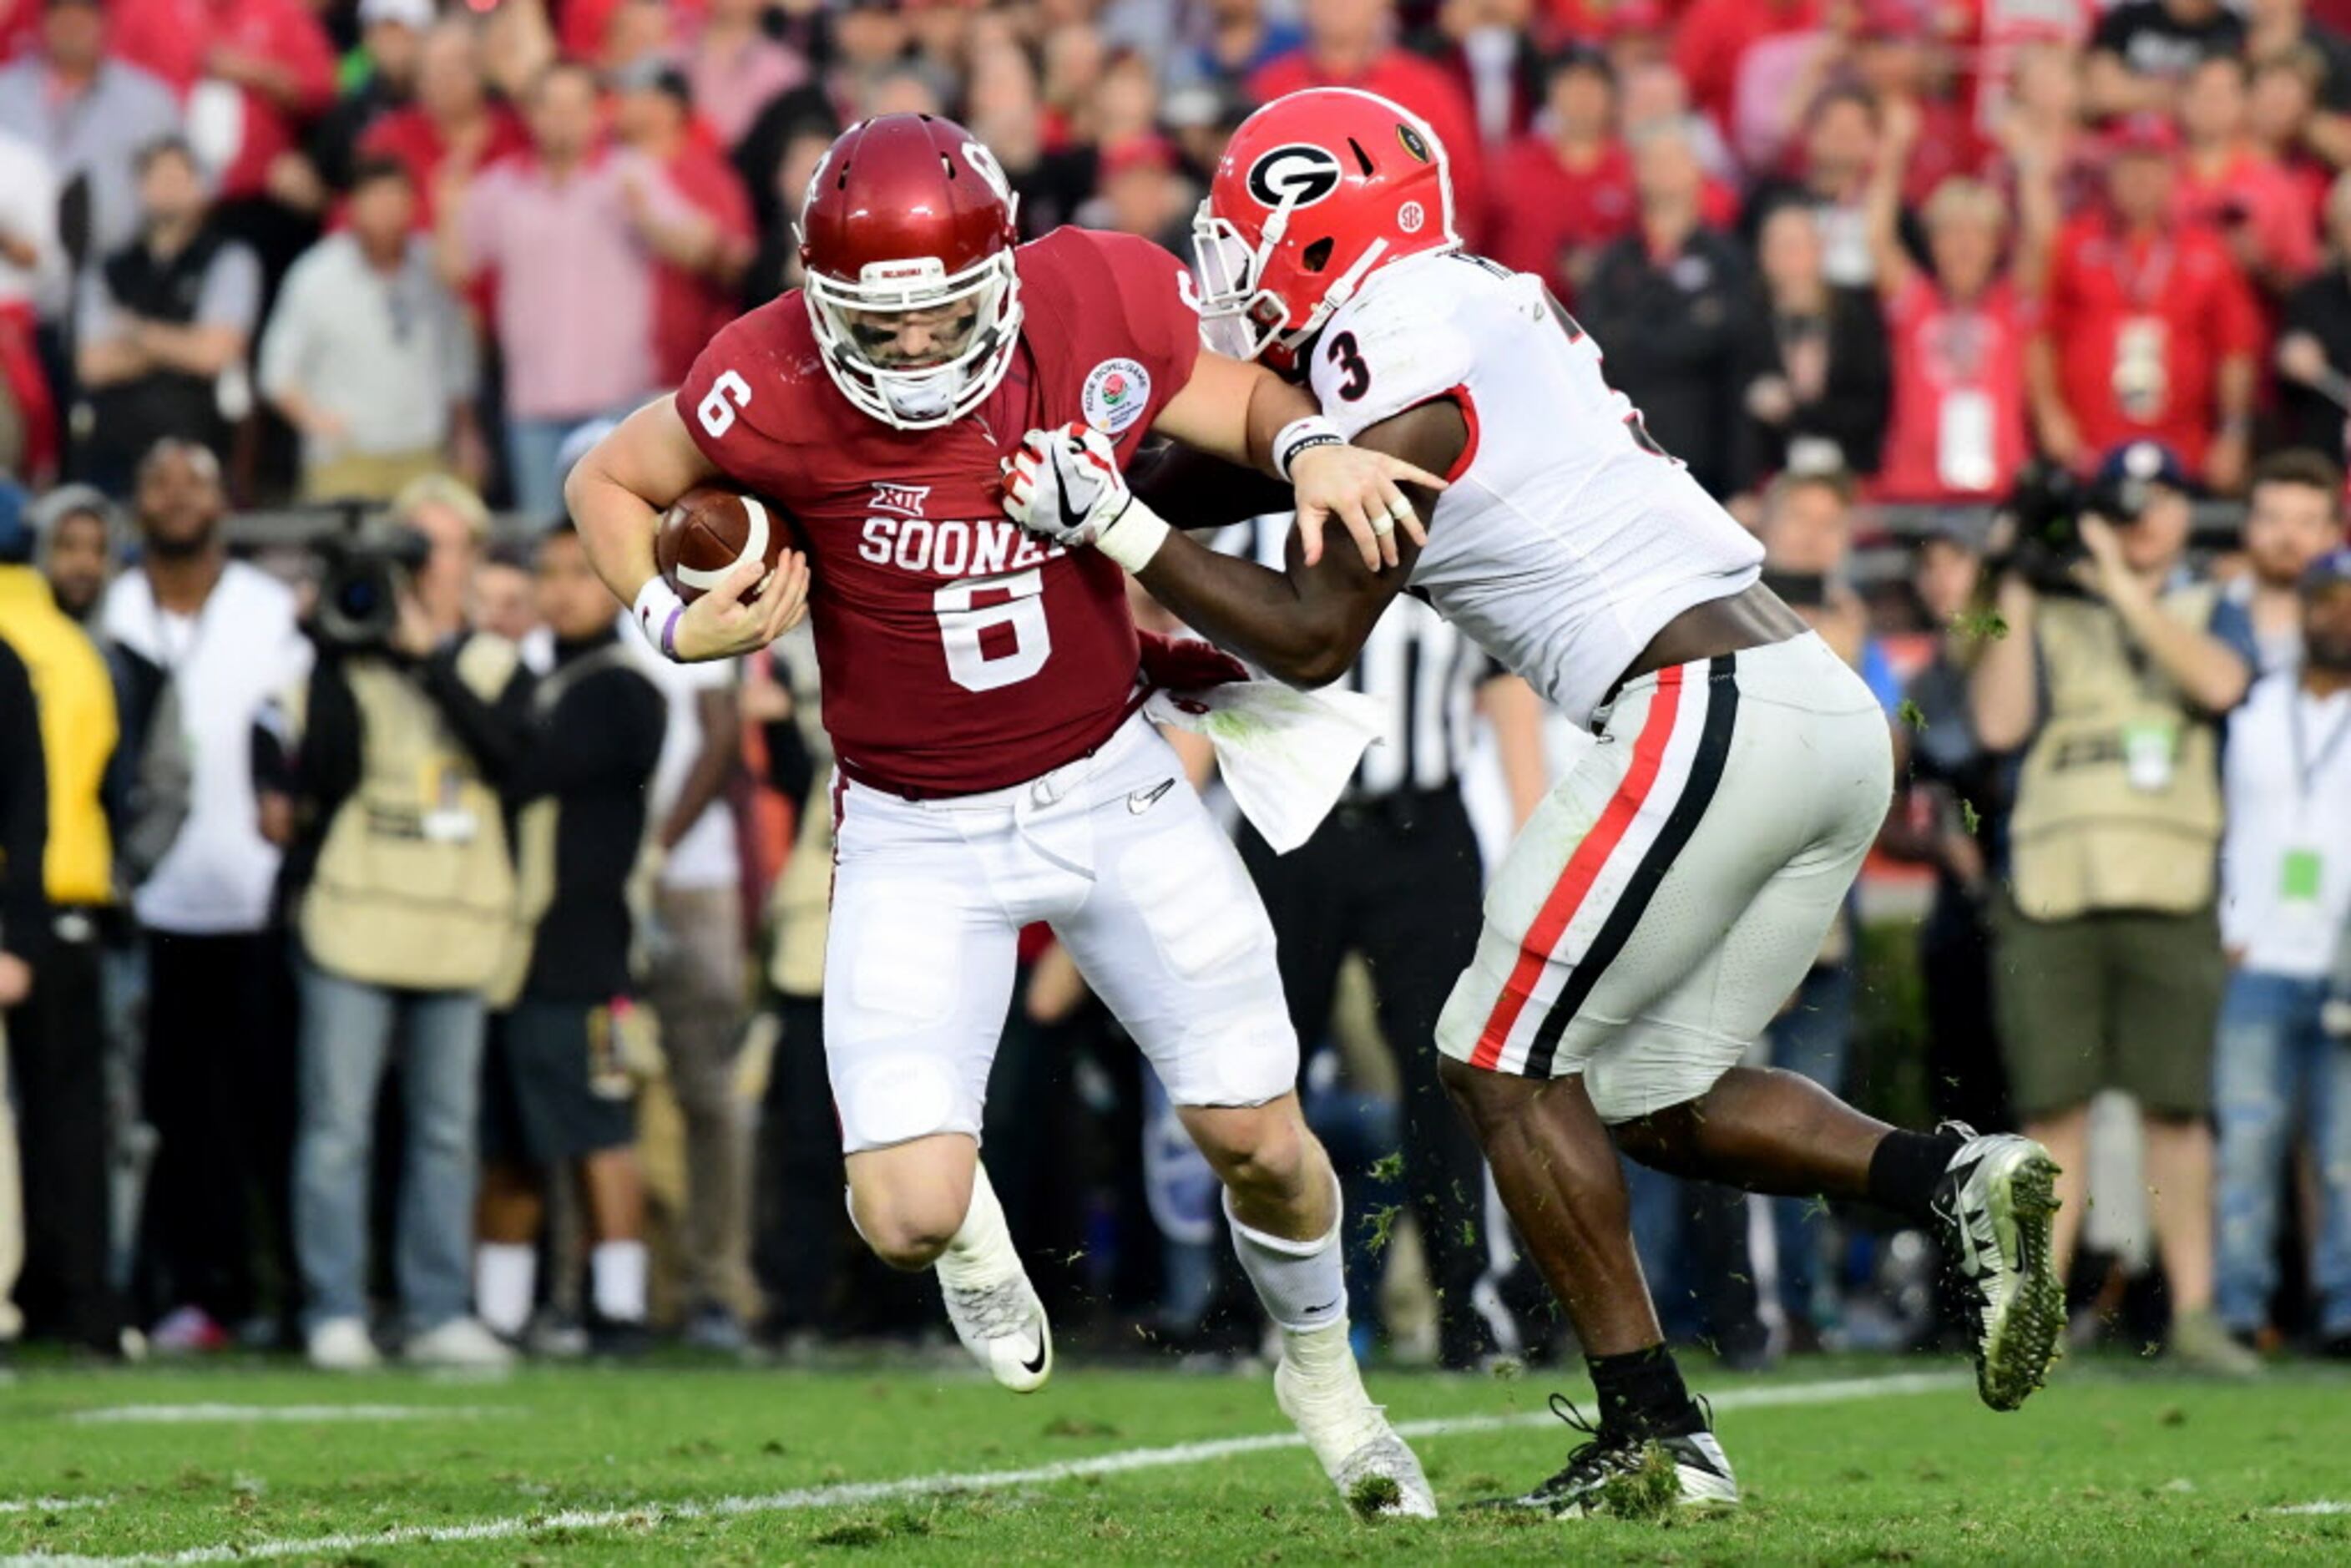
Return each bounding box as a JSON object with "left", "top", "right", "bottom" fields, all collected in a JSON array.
[
  {"left": 1000, "top": 421, "right": 1170, "bottom": 571},
  {"left": 1138, "top": 630, "right": 1249, "bottom": 692}
]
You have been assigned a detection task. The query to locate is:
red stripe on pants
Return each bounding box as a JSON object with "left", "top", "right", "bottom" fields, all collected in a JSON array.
[{"left": 1468, "top": 665, "right": 1688, "bottom": 1070}]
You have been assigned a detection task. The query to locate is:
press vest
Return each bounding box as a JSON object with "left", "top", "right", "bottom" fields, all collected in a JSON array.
[
  {"left": 299, "top": 637, "right": 518, "bottom": 991},
  {"left": 2009, "top": 584, "right": 2227, "bottom": 920}
]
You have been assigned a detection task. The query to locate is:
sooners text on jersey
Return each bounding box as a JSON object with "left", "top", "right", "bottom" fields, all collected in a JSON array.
[{"left": 675, "top": 227, "right": 1202, "bottom": 795}]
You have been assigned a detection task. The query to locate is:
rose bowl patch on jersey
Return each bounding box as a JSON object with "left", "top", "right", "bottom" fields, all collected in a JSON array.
[{"left": 1084, "top": 358, "right": 1151, "bottom": 434}]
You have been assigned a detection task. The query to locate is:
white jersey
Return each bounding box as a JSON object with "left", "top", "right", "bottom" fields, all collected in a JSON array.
[{"left": 1307, "top": 250, "right": 1765, "bottom": 726}]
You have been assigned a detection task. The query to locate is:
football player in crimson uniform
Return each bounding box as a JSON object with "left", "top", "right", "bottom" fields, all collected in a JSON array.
[
  {"left": 1004, "top": 89, "right": 2066, "bottom": 1518},
  {"left": 565, "top": 113, "right": 1439, "bottom": 1517}
]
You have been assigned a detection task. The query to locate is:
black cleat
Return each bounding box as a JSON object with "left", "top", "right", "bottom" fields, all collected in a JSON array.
[
  {"left": 1470, "top": 1395, "right": 1739, "bottom": 1518},
  {"left": 1931, "top": 1124, "right": 2065, "bottom": 1411}
]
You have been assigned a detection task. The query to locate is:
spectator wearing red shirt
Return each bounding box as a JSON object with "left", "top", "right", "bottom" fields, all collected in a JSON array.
[
  {"left": 1487, "top": 51, "right": 1636, "bottom": 305},
  {"left": 359, "top": 20, "right": 530, "bottom": 234},
  {"left": 108, "top": 0, "right": 336, "bottom": 203},
  {"left": 1868, "top": 99, "right": 2050, "bottom": 503},
  {"left": 611, "top": 61, "right": 754, "bottom": 390},
  {"left": 1247, "top": 0, "right": 1488, "bottom": 245},
  {"left": 2178, "top": 53, "right": 2324, "bottom": 299},
  {"left": 2031, "top": 115, "right": 2263, "bottom": 492},
  {"left": 1672, "top": 0, "right": 1821, "bottom": 129}
]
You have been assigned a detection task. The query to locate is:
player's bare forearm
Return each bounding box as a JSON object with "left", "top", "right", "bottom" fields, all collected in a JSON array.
[
  {"left": 1133, "top": 528, "right": 1393, "bottom": 687},
  {"left": 566, "top": 395, "right": 719, "bottom": 608},
  {"left": 1151, "top": 350, "right": 1317, "bottom": 475},
  {"left": 1132, "top": 397, "right": 1463, "bottom": 683}
]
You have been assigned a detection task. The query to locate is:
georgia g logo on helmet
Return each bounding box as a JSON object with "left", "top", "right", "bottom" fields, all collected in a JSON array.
[{"left": 1245, "top": 144, "right": 1343, "bottom": 210}]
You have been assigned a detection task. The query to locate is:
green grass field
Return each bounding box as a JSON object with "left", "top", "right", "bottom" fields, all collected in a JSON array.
[{"left": 2, "top": 1353, "right": 2346, "bottom": 1564}]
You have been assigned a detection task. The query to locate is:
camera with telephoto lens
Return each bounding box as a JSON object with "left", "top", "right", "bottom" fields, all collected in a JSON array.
[
  {"left": 313, "top": 522, "right": 432, "bottom": 651},
  {"left": 1997, "top": 460, "right": 2144, "bottom": 597}
]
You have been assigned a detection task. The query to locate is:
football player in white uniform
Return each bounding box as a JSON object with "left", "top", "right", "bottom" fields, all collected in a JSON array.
[{"left": 1002, "top": 89, "right": 2065, "bottom": 1518}]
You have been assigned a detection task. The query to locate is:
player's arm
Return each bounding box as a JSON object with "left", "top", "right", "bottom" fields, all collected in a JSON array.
[
  {"left": 564, "top": 395, "right": 810, "bottom": 664},
  {"left": 1009, "top": 401, "right": 1467, "bottom": 687},
  {"left": 1126, "top": 439, "right": 1296, "bottom": 531},
  {"left": 1150, "top": 349, "right": 1444, "bottom": 571}
]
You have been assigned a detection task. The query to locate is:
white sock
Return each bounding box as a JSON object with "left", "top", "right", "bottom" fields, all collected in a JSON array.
[
  {"left": 591, "top": 1240, "right": 649, "bottom": 1324},
  {"left": 474, "top": 1243, "right": 535, "bottom": 1337},
  {"left": 1226, "top": 1178, "right": 1347, "bottom": 1334},
  {"left": 936, "top": 1163, "right": 1019, "bottom": 1287}
]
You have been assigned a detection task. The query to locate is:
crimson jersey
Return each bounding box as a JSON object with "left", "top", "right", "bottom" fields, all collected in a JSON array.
[{"left": 675, "top": 227, "right": 1201, "bottom": 797}]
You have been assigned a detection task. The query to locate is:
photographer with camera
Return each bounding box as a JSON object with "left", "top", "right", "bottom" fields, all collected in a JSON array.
[
  {"left": 281, "top": 491, "right": 529, "bottom": 1372},
  {"left": 1969, "top": 440, "right": 2260, "bottom": 1375}
]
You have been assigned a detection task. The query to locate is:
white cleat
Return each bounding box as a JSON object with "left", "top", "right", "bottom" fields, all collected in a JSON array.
[
  {"left": 1273, "top": 1321, "right": 1437, "bottom": 1520},
  {"left": 938, "top": 1270, "right": 1053, "bottom": 1393},
  {"left": 1932, "top": 1125, "right": 2064, "bottom": 1412},
  {"left": 929, "top": 1164, "right": 1052, "bottom": 1393}
]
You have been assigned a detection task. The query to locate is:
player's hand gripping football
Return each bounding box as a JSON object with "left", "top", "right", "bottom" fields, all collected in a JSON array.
[
  {"left": 672, "top": 551, "right": 811, "bottom": 662},
  {"left": 1285, "top": 440, "right": 1443, "bottom": 573}
]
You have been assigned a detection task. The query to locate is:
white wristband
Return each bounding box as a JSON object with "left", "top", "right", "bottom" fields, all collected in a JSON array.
[
  {"left": 631, "top": 576, "right": 687, "bottom": 661},
  {"left": 1272, "top": 415, "right": 1345, "bottom": 482},
  {"left": 1098, "top": 497, "right": 1170, "bottom": 573}
]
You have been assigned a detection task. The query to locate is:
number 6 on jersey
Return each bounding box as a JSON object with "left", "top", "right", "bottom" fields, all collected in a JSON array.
[{"left": 934, "top": 568, "right": 1051, "bottom": 692}]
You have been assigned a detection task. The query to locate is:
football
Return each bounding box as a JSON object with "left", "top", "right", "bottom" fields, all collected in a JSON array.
[{"left": 655, "top": 484, "right": 802, "bottom": 604}]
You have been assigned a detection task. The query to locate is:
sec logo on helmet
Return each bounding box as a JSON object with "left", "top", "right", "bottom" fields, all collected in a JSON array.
[
  {"left": 1245, "top": 144, "right": 1343, "bottom": 209},
  {"left": 1083, "top": 357, "right": 1152, "bottom": 434}
]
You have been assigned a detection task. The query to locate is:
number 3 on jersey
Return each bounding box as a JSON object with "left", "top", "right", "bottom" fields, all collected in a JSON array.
[{"left": 935, "top": 569, "right": 1050, "bottom": 692}]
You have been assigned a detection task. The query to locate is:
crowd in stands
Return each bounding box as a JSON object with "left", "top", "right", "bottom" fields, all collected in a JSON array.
[{"left": 1, "top": 0, "right": 2349, "bottom": 1377}]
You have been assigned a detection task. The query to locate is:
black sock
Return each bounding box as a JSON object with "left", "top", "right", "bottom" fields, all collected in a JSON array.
[
  {"left": 1868, "top": 1126, "right": 1967, "bottom": 1221},
  {"left": 1585, "top": 1345, "right": 1700, "bottom": 1439}
]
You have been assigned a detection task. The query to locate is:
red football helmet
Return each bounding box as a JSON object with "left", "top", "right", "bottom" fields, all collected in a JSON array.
[
  {"left": 798, "top": 114, "right": 1024, "bottom": 429},
  {"left": 1194, "top": 89, "right": 1460, "bottom": 373}
]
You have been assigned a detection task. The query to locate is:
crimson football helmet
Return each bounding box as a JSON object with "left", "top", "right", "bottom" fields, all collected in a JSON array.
[
  {"left": 798, "top": 114, "right": 1024, "bottom": 429},
  {"left": 1193, "top": 89, "right": 1460, "bottom": 373}
]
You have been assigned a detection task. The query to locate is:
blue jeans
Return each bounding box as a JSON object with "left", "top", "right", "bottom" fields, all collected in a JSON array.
[
  {"left": 2212, "top": 969, "right": 2351, "bottom": 1337},
  {"left": 505, "top": 404, "right": 645, "bottom": 521},
  {"left": 1758, "top": 962, "right": 1856, "bottom": 1327},
  {"left": 292, "top": 963, "right": 486, "bottom": 1332}
]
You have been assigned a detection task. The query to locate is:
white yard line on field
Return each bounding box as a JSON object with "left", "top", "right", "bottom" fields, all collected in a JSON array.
[
  {"left": 2276, "top": 1501, "right": 2351, "bottom": 1515},
  {"left": 2, "top": 1371, "right": 1965, "bottom": 1567},
  {"left": 65, "top": 1405, "right": 521, "bottom": 1425}
]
